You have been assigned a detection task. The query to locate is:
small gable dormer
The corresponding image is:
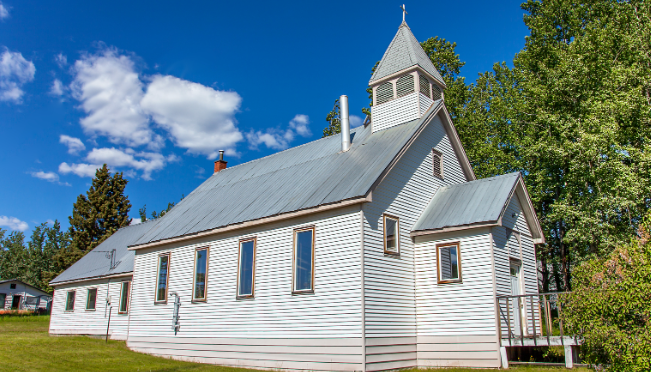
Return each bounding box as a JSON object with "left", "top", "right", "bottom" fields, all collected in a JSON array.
[{"left": 370, "top": 22, "right": 446, "bottom": 133}]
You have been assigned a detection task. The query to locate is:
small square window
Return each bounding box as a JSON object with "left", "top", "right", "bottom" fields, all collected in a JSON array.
[
  {"left": 86, "top": 288, "right": 97, "bottom": 310},
  {"left": 10, "top": 283, "right": 16, "bottom": 289},
  {"left": 383, "top": 214, "right": 400, "bottom": 255},
  {"left": 432, "top": 149, "right": 443, "bottom": 179},
  {"left": 437, "top": 242, "right": 462, "bottom": 284},
  {"left": 65, "top": 291, "right": 75, "bottom": 311}
]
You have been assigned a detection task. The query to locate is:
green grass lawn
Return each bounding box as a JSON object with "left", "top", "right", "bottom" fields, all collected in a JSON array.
[{"left": 0, "top": 315, "right": 589, "bottom": 372}]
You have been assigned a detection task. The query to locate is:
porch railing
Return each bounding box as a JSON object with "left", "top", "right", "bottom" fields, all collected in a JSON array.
[{"left": 496, "top": 292, "right": 580, "bottom": 347}]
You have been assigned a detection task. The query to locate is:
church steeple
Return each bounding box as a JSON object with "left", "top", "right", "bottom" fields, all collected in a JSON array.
[{"left": 369, "top": 20, "right": 445, "bottom": 133}]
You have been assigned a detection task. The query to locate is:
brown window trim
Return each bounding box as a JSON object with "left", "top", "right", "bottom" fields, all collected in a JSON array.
[
  {"left": 118, "top": 280, "right": 131, "bottom": 314},
  {"left": 65, "top": 290, "right": 76, "bottom": 312},
  {"left": 436, "top": 241, "right": 462, "bottom": 284},
  {"left": 191, "top": 247, "right": 210, "bottom": 302},
  {"left": 154, "top": 252, "right": 171, "bottom": 304},
  {"left": 432, "top": 149, "right": 443, "bottom": 179},
  {"left": 383, "top": 214, "right": 400, "bottom": 256},
  {"left": 236, "top": 237, "right": 257, "bottom": 300},
  {"left": 85, "top": 287, "right": 98, "bottom": 311},
  {"left": 292, "top": 226, "right": 316, "bottom": 294}
]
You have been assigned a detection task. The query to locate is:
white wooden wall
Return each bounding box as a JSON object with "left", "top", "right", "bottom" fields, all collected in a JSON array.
[
  {"left": 414, "top": 229, "right": 501, "bottom": 368},
  {"left": 362, "top": 113, "right": 467, "bottom": 371},
  {"left": 372, "top": 92, "right": 420, "bottom": 133},
  {"left": 127, "top": 206, "right": 364, "bottom": 371},
  {"left": 49, "top": 277, "right": 132, "bottom": 340},
  {"left": 492, "top": 194, "right": 540, "bottom": 339},
  {"left": 418, "top": 93, "right": 434, "bottom": 117}
]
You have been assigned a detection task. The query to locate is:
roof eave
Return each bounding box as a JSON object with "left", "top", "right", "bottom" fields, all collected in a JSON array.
[
  {"left": 369, "top": 65, "right": 447, "bottom": 88},
  {"left": 49, "top": 271, "right": 133, "bottom": 287},
  {"left": 128, "top": 195, "right": 372, "bottom": 251},
  {"left": 496, "top": 175, "right": 546, "bottom": 244},
  {"left": 410, "top": 221, "right": 498, "bottom": 237}
]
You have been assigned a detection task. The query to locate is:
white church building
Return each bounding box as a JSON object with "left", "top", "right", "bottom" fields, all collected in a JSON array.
[{"left": 49, "top": 19, "right": 545, "bottom": 371}]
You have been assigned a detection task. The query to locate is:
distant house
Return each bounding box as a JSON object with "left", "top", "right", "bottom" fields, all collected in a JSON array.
[
  {"left": 0, "top": 279, "right": 51, "bottom": 311},
  {"left": 49, "top": 19, "right": 545, "bottom": 370}
]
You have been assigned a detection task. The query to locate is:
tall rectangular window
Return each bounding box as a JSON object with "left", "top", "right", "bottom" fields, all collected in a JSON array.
[
  {"left": 193, "top": 248, "right": 209, "bottom": 301},
  {"left": 237, "top": 238, "right": 256, "bottom": 298},
  {"left": 383, "top": 214, "right": 400, "bottom": 255},
  {"left": 86, "top": 288, "right": 97, "bottom": 310},
  {"left": 293, "top": 227, "right": 315, "bottom": 293},
  {"left": 0, "top": 293, "right": 5, "bottom": 309},
  {"left": 156, "top": 253, "right": 170, "bottom": 302},
  {"left": 119, "top": 281, "right": 130, "bottom": 313},
  {"left": 65, "top": 291, "right": 75, "bottom": 311},
  {"left": 437, "top": 242, "right": 462, "bottom": 284}
]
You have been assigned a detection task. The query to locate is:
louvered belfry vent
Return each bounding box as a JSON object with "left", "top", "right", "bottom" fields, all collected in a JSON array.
[
  {"left": 376, "top": 82, "right": 394, "bottom": 105},
  {"left": 432, "top": 149, "right": 443, "bottom": 178},
  {"left": 432, "top": 84, "right": 442, "bottom": 101},
  {"left": 419, "top": 75, "right": 431, "bottom": 99},
  {"left": 396, "top": 74, "right": 415, "bottom": 98}
]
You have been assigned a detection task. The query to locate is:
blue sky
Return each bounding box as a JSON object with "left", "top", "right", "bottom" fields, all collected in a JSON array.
[{"left": 0, "top": 0, "right": 529, "bottom": 234}]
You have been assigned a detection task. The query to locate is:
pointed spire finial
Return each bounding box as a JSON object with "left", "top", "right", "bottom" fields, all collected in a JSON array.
[{"left": 400, "top": 4, "right": 407, "bottom": 23}]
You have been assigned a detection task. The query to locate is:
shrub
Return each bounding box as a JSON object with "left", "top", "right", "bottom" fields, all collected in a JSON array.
[{"left": 563, "top": 213, "right": 651, "bottom": 371}]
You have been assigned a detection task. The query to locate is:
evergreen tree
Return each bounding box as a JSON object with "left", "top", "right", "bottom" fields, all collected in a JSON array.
[
  {"left": 56, "top": 164, "right": 131, "bottom": 271},
  {"left": 322, "top": 98, "right": 341, "bottom": 137},
  {"left": 0, "top": 229, "right": 26, "bottom": 281}
]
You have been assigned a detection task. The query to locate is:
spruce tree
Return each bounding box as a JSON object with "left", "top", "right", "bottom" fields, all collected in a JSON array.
[{"left": 57, "top": 164, "right": 132, "bottom": 270}]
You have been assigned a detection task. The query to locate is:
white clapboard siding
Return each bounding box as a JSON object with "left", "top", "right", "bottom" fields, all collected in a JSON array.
[
  {"left": 414, "top": 229, "right": 500, "bottom": 368},
  {"left": 362, "top": 113, "right": 468, "bottom": 370},
  {"left": 372, "top": 92, "right": 420, "bottom": 132},
  {"left": 493, "top": 194, "right": 540, "bottom": 338},
  {"left": 127, "top": 205, "right": 363, "bottom": 370},
  {"left": 49, "top": 276, "right": 132, "bottom": 340},
  {"left": 419, "top": 93, "right": 434, "bottom": 117}
]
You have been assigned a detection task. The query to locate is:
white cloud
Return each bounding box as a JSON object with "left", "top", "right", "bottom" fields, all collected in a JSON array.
[
  {"left": 289, "top": 114, "right": 311, "bottom": 137},
  {"left": 141, "top": 75, "right": 243, "bottom": 159},
  {"left": 0, "top": 48, "right": 36, "bottom": 103},
  {"left": 83, "top": 147, "right": 168, "bottom": 180},
  {"left": 130, "top": 218, "right": 141, "bottom": 225},
  {"left": 0, "top": 2, "right": 9, "bottom": 20},
  {"left": 350, "top": 114, "right": 364, "bottom": 128},
  {"left": 45, "top": 219, "right": 55, "bottom": 225},
  {"left": 30, "top": 171, "right": 59, "bottom": 182},
  {"left": 70, "top": 48, "right": 159, "bottom": 148},
  {"left": 58, "top": 162, "right": 101, "bottom": 178},
  {"left": 246, "top": 114, "right": 311, "bottom": 151},
  {"left": 55, "top": 53, "right": 67, "bottom": 68},
  {"left": 59, "top": 135, "right": 85, "bottom": 154},
  {"left": 50, "top": 78, "right": 65, "bottom": 96},
  {"left": 0, "top": 216, "right": 28, "bottom": 232}
]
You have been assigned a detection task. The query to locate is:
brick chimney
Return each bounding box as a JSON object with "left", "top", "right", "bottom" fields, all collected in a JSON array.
[{"left": 214, "top": 150, "right": 227, "bottom": 173}]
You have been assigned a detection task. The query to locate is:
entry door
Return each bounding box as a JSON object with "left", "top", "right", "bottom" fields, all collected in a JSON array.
[
  {"left": 12, "top": 295, "right": 21, "bottom": 310},
  {"left": 510, "top": 263, "right": 523, "bottom": 336}
]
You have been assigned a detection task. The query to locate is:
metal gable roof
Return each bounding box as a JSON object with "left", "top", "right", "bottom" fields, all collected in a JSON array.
[
  {"left": 49, "top": 219, "right": 153, "bottom": 285},
  {"left": 412, "top": 172, "right": 521, "bottom": 233},
  {"left": 369, "top": 22, "right": 445, "bottom": 86},
  {"left": 131, "top": 101, "right": 444, "bottom": 247}
]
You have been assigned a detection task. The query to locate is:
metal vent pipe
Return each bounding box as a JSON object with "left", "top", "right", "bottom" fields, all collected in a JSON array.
[{"left": 340, "top": 95, "right": 351, "bottom": 152}]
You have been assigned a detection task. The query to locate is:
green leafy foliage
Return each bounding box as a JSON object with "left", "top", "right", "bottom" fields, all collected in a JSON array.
[
  {"left": 138, "top": 201, "right": 176, "bottom": 222},
  {"left": 52, "top": 164, "right": 132, "bottom": 278},
  {"left": 0, "top": 221, "right": 70, "bottom": 293},
  {"left": 322, "top": 98, "right": 341, "bottom": 137},
  {"left": 563, "top": 211, "right": 651, "bottom": 371}
]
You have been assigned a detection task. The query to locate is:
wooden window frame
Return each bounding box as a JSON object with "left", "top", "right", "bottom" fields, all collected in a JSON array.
[
  {"left": 118, "top": 280, "right": 130, "bottom": 314},
  {"left": 436, "top": 242, "right": 463, "bottom": 284},
  {"left": 192, "top": 247, "right": 210, "bottom": 302},
  {"left": 236, "top": 237, "right": 257, "bottom": 299},
  {"left": 292, "top": 226, "right": 316, "bottom": 294},
  {"left": 383, "top": 214, "right": 400, "bottom": 255},
  {"left": 85, "top": 288, "right": 98, "bottom": 311},
  {"left": 432, "top": 149, "right": 443, "bottom": 179},
  {"left": 0, "top": 293, "right": 6, "bottom": 310},
  {"left": 65, "top": 290, "right": 75, "bottom": 312},
  {"left": 155, "top": 253, "right": 171, "bottom": 304}
]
